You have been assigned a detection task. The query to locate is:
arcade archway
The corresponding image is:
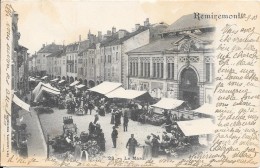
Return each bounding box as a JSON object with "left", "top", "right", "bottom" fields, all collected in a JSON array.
[
  {"left": 69, "top": 77, "right": 74, "bottom": 83},
  {"left": 79, "top": 78, "right": 83, "bottom": 84},
  {"left": 179, "top": 67, "right": 200, "bottom": 109},
  {"left": 89, "top": 80, "right": 95, "bottom": 88}
]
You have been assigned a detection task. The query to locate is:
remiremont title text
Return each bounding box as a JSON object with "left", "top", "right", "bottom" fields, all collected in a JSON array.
[{"left": 194, "top": 12, "right": 258, "bottom": 21}]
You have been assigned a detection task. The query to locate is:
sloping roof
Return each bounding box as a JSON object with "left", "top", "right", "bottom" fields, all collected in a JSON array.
[
  {"left": 47, "top": 50, "right": 63, "bottom": 57},
  {"left": 38, "top": 43, "right": 63, "bottom": 53},
  {"left": 109, "top": 26, "right": 149, "bottom": 46},
  {"left": 128, "top": 35, "right": 184, "bottom": 53},
  {"left": 165, "top": 14, "right": 215, "bottom": 33}
]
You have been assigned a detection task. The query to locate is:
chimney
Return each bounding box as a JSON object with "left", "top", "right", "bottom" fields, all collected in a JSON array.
[
  {"left": 42, "top": 44, "right": 45, "bottom": 48},
  {"left": 98, "top": 31, "right": 102, "bottom": 41},
  {"left": 112, "top": 27, "right": 116, "bottom": 34},
  {"left": 135, "top": 24, "right": 140, "bottom": 31},
  {"left": 107, "top": 30, "right": 112, "bottom": 36},
  {"left": 144, "top": 18, "right": 150, "bottom": 27},
  {"left": 118, "top": 30, "right": 126, "bottom": 39},
  {"left": 79, "top": 35, "right": 81, "bottom": 42}
]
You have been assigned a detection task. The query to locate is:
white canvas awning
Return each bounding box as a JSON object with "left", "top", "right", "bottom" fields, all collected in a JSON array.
[
  {"left": 88, "top": 81, "right": 122, "bottom": 95},
  {"left": 41, "top": 76, "right": 48, "bottom": 80},
  {"left": 192, "top": 103, "right": 215, "bottom": 116},
  {"left": 13, "top": 94, "right": 30, "bottom": 111},
  {"left": 34, "top": 85, "right": 60, "bottom": 102},
  {"left": 70, "top": 80, "right": 80, "bottom": 87},
  {"left": 50, "top": 78, "right": 59, "bottom": 82},
  {"left": 32, "top": 82, "right": 60, "bottom": 99},
  {"left": 29, "top": 77, "right": 36, "bottom": 81},
  {"left": 105, "top": 87, "right": 148, "bottom": 99},
  {"left": 58, "top": 80, "right": 65, "bottom": 84},
  {"left": 177, "top": 118, "right": 214, "bottom": 136},
  {"left": 76, "top": 84, "right": 85, "bottom": 89},
  {"left": 151, "top": 98, "right": 184, "bottom": 110}
]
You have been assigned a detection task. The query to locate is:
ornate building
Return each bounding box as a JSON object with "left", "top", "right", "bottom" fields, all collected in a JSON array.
[{"left": 127, "top": 14, "right": 215, "bottom": 109}]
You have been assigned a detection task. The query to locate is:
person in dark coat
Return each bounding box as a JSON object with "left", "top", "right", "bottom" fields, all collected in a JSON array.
[
  {"left": 123, "top": 115, "right": 129, "bottom": 132},
  {"left": 98, "top": 130, "right": 106, "bottom": 152},
  {"left": 126, "top": 134, "right": 138, "bottom": 159},
  {"left": 151, "top": 135, "right": 160, "bottom": 158},
  {"left": 88, "top": 122, "right": 95, "bottom": 135},
  {"left": 111, "top": 126, "right": 118, "bottom": 148},
  {"left": 88, "top": 101, "right": 94, "bottom": 115}
]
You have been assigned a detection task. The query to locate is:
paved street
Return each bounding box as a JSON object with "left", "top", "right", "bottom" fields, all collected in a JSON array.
[
  {"left": 20, "top": 108, "right": 47, "bottom": 158},
  {"left": 38, "top": 108, "right": 164, "bottom": 159}
]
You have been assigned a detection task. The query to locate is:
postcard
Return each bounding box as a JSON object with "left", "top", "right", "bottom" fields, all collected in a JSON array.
[{"left": 1, "top": 0, "right": 260, "bottom": 167}]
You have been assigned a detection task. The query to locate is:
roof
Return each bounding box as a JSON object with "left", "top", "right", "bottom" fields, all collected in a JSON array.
[
  {"left": 164, "top": 14, "right": 215, "bottom": 33},
  {"left": 100, "top": 27, "right": 148, "bottom": 47},
  {"left": 38, "top": 43, "right": 63, "bottom": 53},
  {"left": 128, "top": 35, "right": 184, "bottom": 53},
  {"left": 47, "top": 50, "right": 63, "bottom": 57},
  {"left": 78, "top": 43, "right": 96, "bottom": 56}
]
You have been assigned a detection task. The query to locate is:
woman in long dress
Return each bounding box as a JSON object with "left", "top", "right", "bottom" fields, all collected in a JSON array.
[
  {"left": 152, "top": 135, "right": 160, "bottom": 158},
  {"left": 143, "top": 135, "right": 152, "bottom": 160}
]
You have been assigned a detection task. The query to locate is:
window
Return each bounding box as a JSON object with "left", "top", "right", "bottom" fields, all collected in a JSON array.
[
  {"left": 153, "top": 63, "right": 156, "bottom": 77},
  {"left": 148, "top": 63, "right": 150, "bottom": 77},
  {"left": 167, "top": 63, "right": 174, "bottom": 79},
  {"left": 144, "top": 63, "right": 147, "bottom": 77},
  {"left": 157, "top": 63, "right": 160, "bottom": 78},
  {"left": 133, "top": 63, "right": 135, "bottom": 76},
  {"left": 130, "top": 62, "right": 132, "bottom": 76},
  {"left": 141, "top": 63, "right": 143, "bottom": 77},
  {"left": 206, "top": 63, "right": 211, "bottom": 82},
  {"left": 161, "top": 63, "right": 164, "bottom": 78},
  {"left": 136, "top": 62, "right": 138, "bottom": 76},
  {"left": 116, "top": 52, "right": 118, "bottom": 61}
]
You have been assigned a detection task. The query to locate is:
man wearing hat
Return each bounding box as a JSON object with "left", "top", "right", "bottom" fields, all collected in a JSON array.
[
  {"left": 111, "top": 126, "right": 118, "bottom": 148},
  {"left": 126, "top": 134, "right": 138, "bottom": 159}
]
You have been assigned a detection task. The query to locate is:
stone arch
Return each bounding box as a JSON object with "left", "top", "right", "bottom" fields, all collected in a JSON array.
[
  {"left": 84, "top": 79, "right": 88, "bottom": 86},
  {"left": 70, "top": 76, "right": 74, "bottom": 83},
  {"left": 178, "top": 65, "right": 200, "bottom": 83},
  {"left": 79, "top": 78, "right": 83, "bottom": 84},
  {"left": 89, "top": 80, "right": 95, "bottom": 88},
  {"left": 62, "top": 76, "right": 66, "bottom": 80}
]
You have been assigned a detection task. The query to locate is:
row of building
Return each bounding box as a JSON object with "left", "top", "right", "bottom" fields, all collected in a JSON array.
[
  {"left": 11, "top": 11, "right": 30, "bottom": 95},
  {"left": 28, "top": 15, "right": 215, "bottom": 108}
]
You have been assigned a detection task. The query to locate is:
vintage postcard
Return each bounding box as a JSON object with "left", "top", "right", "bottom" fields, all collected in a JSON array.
[{"left": 1, "top": 0, "right": 260, "bottom": 167}]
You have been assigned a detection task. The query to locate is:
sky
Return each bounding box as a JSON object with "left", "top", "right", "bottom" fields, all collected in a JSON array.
[{"left": 7, "top": 0, "right": 257, "bottom": 54}]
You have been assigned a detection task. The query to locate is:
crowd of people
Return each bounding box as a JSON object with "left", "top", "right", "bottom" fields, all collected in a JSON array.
[{"left": 28, "top": 79, "right": 206, "bottom": 160}]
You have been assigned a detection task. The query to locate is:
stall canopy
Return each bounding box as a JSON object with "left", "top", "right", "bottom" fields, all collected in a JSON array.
[
  {"left": 177, "top": 118, "right": 214, "bottom": 136},
  {"left": 58, "top": 80, "right": 65, "bottom": 84},
  {"left": 29, "top": 77, "right": 36, "bottom": 81},
  {"left": 41, "top": 76, "right": 48, "bottom": 80},
  {"left": 105, "top": 87, "right": 151, "bottom": 100},
  {"left": 70, "top": 80, "right": 80, "bottom": 87},
  {"left": 88, "top": 81, "right": 122, "bottom": 95},
  {"left": 151, "top": 98, "right": 184, "bottom": 110},
  {"left": 76, "top": 84, "right": 85, "bottom": 89},
  {"left": 32, "top": 82, "right": 60, "bottom": 100},
  {"left": 50, "top": 78, "right": 59, "bottom": 82},
  {"left": 34, "top": 85, "right": 60, "bottom": 102},
  {"left": 192, "top": 103, "right": 215, "bottom": 117},
  {"left": 13, "top": 94, "right": 30, "bottom": 112}
]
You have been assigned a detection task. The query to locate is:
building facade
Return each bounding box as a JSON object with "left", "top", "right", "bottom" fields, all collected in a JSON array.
[{"left": 128, "top": 14, "right": 215, "bottom": 109}]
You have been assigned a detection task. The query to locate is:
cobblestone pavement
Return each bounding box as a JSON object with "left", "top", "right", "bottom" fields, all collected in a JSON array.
[{"left": 38, "top": 108, "right": 164, "bottom": 159}]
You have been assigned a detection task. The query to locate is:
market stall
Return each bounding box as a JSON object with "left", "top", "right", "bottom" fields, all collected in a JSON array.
[
  {"left": 58, "top": 80, "right": 66, "bottom": 84},
  {"left": 88, "top": 81, "right": 122, "bottom": 95},
  {"left": 50, "top": 78, "right": 59, "bottom": 83},
  {"left": 41, "top": 76, "right": 48, "bottom": 80},
  {"left": 191, "top": 103, "right": 215, "bottom": 119},
  {"left": 69, "top": 80, "right": 80, "bottom": 87}
]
